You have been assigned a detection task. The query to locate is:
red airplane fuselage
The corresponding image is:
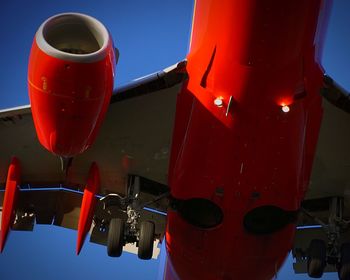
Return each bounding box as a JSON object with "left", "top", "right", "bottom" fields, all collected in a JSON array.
[{"left": 166, "top": 0, "right": 331, "bottom": 279}]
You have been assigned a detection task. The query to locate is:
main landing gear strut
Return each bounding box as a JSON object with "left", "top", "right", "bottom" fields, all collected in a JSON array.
[
  {"left": 97, "top": 176, "right": 168, "bottom": 260},
  {"left": 303, "top": 197, "right": 350, "bottom": 279}
]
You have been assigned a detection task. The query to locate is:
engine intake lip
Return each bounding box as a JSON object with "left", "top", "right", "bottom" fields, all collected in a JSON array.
[{"left": 36, "top": 13, "right": 110, "bottom": 63}]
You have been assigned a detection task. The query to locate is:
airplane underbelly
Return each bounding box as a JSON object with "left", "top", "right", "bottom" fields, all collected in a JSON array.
[{"left": 166, "top": 0, "right": 329, "bottom": 279}]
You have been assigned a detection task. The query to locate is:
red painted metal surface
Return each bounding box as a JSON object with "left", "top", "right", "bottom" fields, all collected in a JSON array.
[
  {"left": 166, "top": 0, "right": 331, "bottom": 279},
  {"left": 76, "top": 162, "right": 100, "bottom": 255},
  {"left": 0, "top": 157, "right": 21, "bottom": 252},
  {"left": 28, "top": 23, "right": 115, "bottom": 157}
]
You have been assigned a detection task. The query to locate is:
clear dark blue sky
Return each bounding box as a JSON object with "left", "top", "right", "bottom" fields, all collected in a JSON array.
[{"left": 0, "top": 0, "right": 349, "bottom": 279}]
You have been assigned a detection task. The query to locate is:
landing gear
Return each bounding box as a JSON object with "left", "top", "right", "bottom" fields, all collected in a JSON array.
[
  {"left": 307, "top": 239, "right": 327, "bottom": 278},
  {"left": 138, "top": 221, "right": 155, "bottom": 260},
  {"left": 338, "top": 243, "right": 350, "bottom": 280},
  {"left": 107, "top": 218, "right": 125, "bottom": 257},
  {"left": 99, "top": 176, "right": 167, "bottom": 259},
  {"left": 302, "top": 197, "right": 350, "bottom": 280}
]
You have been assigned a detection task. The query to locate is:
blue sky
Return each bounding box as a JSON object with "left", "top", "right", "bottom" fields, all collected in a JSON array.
[{"left": 0, "top": 0, "right": 349, "bottom": 279}]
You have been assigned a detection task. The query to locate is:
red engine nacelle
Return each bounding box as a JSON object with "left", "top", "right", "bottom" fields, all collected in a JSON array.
[{"left": 28, "top": 13, "right": 116, "bottom": 157}]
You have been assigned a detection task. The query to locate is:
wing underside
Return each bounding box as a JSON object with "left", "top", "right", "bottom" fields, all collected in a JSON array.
[
  {"left": 293, "top": 84, "right": 350, "bottom": 274},
  {"left": 0, "top": 61, "right": 186, "bottom": 257}
]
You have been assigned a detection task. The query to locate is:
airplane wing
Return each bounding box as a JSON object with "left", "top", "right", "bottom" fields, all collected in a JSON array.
[
  {"left": 0, "top": 60, "right": 187, "bottom": 257},
  {"left": 292, "top": 77, "right": 350, "bottom": 274}
]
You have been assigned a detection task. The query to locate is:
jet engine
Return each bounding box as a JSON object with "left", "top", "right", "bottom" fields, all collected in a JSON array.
[{"left": 28, "top": 13, "right": 116, "bottom": 157}]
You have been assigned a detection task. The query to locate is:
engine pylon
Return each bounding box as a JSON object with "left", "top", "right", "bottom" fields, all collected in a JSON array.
[
  {"left": 76, "top": 162, "right": 100, "bottom": 254},
  {"left": 0, "top": 157, "right": 21, "bottom": 252}
]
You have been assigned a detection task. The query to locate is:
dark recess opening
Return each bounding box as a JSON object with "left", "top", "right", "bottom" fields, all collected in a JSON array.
[
  {"left": 178, "top": 198, "right": 223, "bottom": 229},
  {"left": 243, "top": 205, "right": 297, "bottom": 234}
]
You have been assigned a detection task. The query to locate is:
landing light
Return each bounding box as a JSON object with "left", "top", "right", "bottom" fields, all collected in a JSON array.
[
  {"left": 214, "top": 97, "right": 223, "bottom": 107},
  {"left": 281, "top": 105, "right": 290, "bottom": 113}
]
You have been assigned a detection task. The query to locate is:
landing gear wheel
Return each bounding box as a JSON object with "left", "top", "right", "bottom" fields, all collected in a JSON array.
[
  {"left": 138, "top": 221, "right": 155, "bottom": 260},
  {"left": 307, "top": 239, "right": 327, "bottom": 278},
  {"left": 338, "top": 243, "right": 350, "bottom": 280},
  {"left": 107, "top": 218, "right": 125, "bottom": 257}
]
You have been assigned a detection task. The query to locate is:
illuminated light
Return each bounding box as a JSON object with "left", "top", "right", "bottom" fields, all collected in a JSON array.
[
  {"left": 214, "top": 97, "right": 223, "bottom": 107},
  {"left": 281, "top": 105, "right": 290, "bottom": 113}
]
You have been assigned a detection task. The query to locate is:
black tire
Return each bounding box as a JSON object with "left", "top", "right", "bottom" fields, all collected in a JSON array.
[
  {"left": 107, "top": 218, "right": 125, "bottom": 257},
  {"left": 338, "top": 243, "right": 350, "bottom": 280},
  {"left": 138, "top": 221, "right": 155, "bottom": 260},
  {"left": 307, "top": 239, "right": 327, "bottom": 278}
]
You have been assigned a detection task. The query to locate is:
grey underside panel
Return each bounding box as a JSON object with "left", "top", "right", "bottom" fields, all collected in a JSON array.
[
  {"left": 301, "top": 98, "right": 350, "bottom": 225},
  {"left": 307, "top": 99, "right": 350, "bottom": 201},
  {"left": 66, "top": 83, "right": 179, "bottom": 194}
]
